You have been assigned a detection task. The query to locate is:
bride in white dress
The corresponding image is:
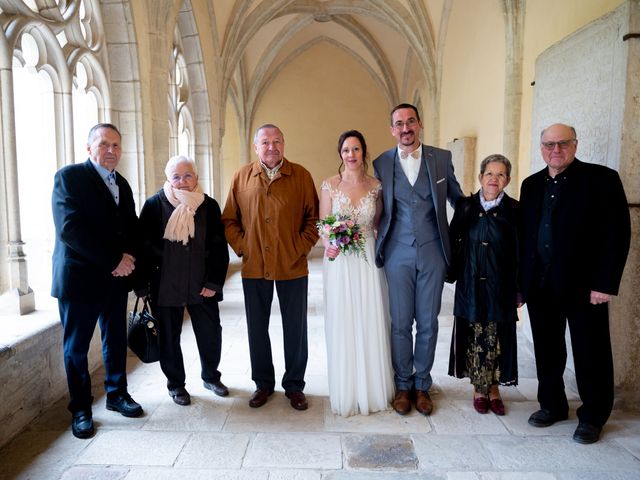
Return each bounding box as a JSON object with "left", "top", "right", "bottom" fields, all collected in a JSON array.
[{"left": 320, "top": 130, "right": 395, "bottom": 416}]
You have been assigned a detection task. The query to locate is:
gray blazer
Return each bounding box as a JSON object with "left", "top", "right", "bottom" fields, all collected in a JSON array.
[{"left": 373, "top": 145, "right": 463, "bottom": 268}]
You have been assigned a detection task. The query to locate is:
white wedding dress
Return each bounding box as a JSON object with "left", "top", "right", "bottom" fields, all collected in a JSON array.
[{"left": 321, "top": 180, "right": 395, "bottom": 416}]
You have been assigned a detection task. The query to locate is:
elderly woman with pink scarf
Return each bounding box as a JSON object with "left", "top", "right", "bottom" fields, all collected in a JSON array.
[{"left": 137, "top": 156, "right": 229, "bottom": 406}]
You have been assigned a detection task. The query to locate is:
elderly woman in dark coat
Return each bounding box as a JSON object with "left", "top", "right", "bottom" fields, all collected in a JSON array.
[
  {"left": 448, "top": 154, "right": 519, "bottom": 415},
  {"left": 137, "top": 155, "right": 229, "bottom": 406}
]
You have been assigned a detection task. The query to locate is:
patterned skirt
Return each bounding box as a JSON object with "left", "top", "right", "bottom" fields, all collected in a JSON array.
[{"left": 448, "top": 313, "right": 518, "bottom": 393}]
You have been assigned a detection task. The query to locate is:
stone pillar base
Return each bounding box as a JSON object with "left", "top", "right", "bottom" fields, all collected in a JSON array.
[{"left": 0, "top": 288, "right": 35, "bottom": 315}]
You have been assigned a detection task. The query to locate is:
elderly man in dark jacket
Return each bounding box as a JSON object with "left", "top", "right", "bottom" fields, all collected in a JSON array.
[
  {"left": 137, "top": 155, "right": 229, "bottom": 406},
  {"left": 519, "top": 123, "right": 630, "bottom": 444}
]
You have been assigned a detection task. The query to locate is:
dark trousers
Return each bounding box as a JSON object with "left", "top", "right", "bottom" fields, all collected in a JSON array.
[
  {"left": 58, "top": 291, "right": 129, "bottom": 414},
  {"left": 527, "top": 289, "right": 614, "bottom": 427},
  {"left": 242, "top": 276, "right": 308, "bottom": 392},
  {"left": 152, "top": 301, "right": 222, "bottom": 391}
]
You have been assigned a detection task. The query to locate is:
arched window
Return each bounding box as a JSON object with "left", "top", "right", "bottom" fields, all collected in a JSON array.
[
  {"left": 3, "top": 0, "right": 111, "bottom": 310},
  {"left": 72, "top": 60, "right": 99, "bottom": 163},
  {"left": 12, "top": 32, "right": 57, "bottom": 304},
  {"left": 168, "top": 32, "right": 194, "bottom": 158}
]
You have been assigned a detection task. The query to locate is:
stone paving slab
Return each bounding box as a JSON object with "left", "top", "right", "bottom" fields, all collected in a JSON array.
[
  {"left": 75, "top": 430, "right": 189, "bottom": 466},
  {"left": 556, "top": 472, "right": 640, "bottom": 480},
  {"left": 59, "top": 466, "right": 128, "bottom": 479},
  {"left": 469, "top": 474, "right": 555, "bottom": 480},
  {"left": 479, "top": 435, "right": 640, "bottom": 473},
  {"left": 411, "top": 434, "right": 494, "bottom": 471},
  {"left": 342, "top": 434, "right": 418, "bottom": 471},
  {"left": 174, "top": 432, "right": 249, "bottom": 468},
  {"left": 446, "top": 474, "right": 481, "bottom": 480},
  {"left": 429, "top": 400, "right": 511, "bottom": 435},
  {"left": 495, "top": 401, "right": 577, "bottom": 437},
  {"left": 324, "top": 472, "right": 445, "bottom": 479},
  {"left": 268, "top": 470, "right": 322, "bottom": 480},
  {"left": 243, "top": 432, "right": 342, "bottom": 469},
  {"left": 0, "top": 430, "right": 88, "bottom": 480},
  {"left": 224, "top": 394, "right": 325, "bottom": 432},
  {"left": 142, "top": 394, "right": 232, "bottom": 431},
  {"left": 324, "top": 398, "right": 432, "bottom": 434},
  {"left": 123, "top": 467, "right": 269, "bottom": 480}
]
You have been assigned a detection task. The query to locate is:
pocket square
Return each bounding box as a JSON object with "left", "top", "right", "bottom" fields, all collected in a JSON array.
[{"left": 436, "top": 178, "right": 445, "bottom": 184}]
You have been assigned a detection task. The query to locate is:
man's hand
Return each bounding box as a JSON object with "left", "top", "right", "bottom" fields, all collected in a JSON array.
[
  {"left": 200, "top": 287, "right": 216, "bottom": 297},
  {"left": 112, "top": 253, "right": 135, "bottom": 277},
  {"left": 590, "top": 290, "right": 612, "bottom": 305}
]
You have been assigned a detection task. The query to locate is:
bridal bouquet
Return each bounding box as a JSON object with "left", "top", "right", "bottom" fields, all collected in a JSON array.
[{"left": 317, "top": 214, "right": 367, "bottom": 261}]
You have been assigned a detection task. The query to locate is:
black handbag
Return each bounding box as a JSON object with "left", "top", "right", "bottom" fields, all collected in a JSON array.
[{"left": 127, "top": 296, "right": 160, "bottom": 363}]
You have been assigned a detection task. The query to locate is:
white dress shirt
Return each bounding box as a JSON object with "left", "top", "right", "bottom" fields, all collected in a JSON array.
[{"left": 397, "top": 144, "right": 422, "bottom": 186}]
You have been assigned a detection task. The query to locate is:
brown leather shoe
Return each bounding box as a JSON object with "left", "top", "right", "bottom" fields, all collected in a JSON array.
[
  {"left": 285, "top": 391, "right": 308, "bottom": 410},
  {"left": 392, "top": 390, "right": 412, "bottom": 415},
  {"left": 415, "top": 390, "right": 434, "bottom": 416},
  {"left": 249, "top": 388, "right": 273, "bottom": 408}
]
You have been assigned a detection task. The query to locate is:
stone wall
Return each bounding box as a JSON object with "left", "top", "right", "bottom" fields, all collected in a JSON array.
[
  {"left": 0, "top": 319, "right": 102, "bottom": 448},
  {"left": 530, "top": 0, "right": 640, "bottom": 408}
]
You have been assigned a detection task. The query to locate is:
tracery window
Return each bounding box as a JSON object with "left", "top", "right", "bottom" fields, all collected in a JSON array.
[
  {"left": 3, "top": 0, "right": 110, "bottom": 309},
  {"left": 168, "top": 29, "right": 194, "bottom": 158}
]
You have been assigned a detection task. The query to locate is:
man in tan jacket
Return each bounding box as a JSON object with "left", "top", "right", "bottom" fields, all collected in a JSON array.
[{"left": 223, "top": 124, "right": 319, "bottom": 410}]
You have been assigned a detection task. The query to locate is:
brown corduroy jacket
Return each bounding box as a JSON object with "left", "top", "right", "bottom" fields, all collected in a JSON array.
[{"left": 222, "top": 158, "right": 319, "bottom": 280}]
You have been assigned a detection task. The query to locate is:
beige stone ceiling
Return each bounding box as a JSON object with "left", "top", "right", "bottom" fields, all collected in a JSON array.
[{"left": 213, "top": 0, "right": 447, "bottom": 120}]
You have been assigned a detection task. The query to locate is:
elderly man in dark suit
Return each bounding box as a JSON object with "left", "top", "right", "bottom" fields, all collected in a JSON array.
[
  {"left": 519, "top": 123, "right": 631, "bottom": 444},
  {"left": 374, "top": 103, "right": 463, "bottom": 416},
  {"left": 52, "top": 123, "right": 143, "bottom": 439}
]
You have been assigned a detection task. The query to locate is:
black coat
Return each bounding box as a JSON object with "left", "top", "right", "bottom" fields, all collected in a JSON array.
[
  {"left": 137, "top": 190, "right": 229, "bottom": 306},
  {"left": 51, "top": 160, "right": 139, "bottom": 301},
  {"left": 518, "top": 159, "right": 630, "bottom": 304},
  {"left": 449, "top": 192, "right": 519, "bottom": 324}
]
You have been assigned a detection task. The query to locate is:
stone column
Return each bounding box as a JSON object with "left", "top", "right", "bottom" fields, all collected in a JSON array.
[
  {"left": 0, "top": 31, "right": 34, "bottom": 314},
  {"left": 501, "top": 0, "right": 525, "bottom": 192},
  {"left": 610, "top": 0, "right": 640, "bottom": 410},
  {"left": 447, "top": 136, "right": 477, "bottom": 196}
]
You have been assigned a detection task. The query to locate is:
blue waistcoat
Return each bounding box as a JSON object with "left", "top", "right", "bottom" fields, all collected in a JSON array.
[{"left": 387, "top": 155, "right": 439, "bottom": 246}]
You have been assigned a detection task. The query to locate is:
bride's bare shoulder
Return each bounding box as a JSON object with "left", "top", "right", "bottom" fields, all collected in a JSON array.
[
  {"left": 366, "top": 175, "right": 381, "bottom": 189},
  {"left": 321, "top": 175, "right": 341, "bottom": 190}
]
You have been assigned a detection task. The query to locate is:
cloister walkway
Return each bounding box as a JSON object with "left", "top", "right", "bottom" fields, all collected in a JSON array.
[{"left": 1, "top": 253, "right": 639, "bottom": 479}]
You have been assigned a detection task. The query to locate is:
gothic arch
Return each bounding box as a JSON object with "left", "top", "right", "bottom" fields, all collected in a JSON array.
[{"left": 176, "top": 0, "right": 215, "bottom": 195}]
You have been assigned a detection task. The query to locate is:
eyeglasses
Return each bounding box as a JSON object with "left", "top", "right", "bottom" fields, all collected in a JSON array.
[
  {"left": 170, "top": 172, "right": 195, "bottom": 182},
  {"left": 96, "top": 142, "right": 121, "bottom": 151},
  {"left": 541, "top": 139, "right": 576, "bottom": 150},
  {"left": 482, "top": 172, "right": 508, "bottom": 181},
  {"left": 392, "top": 118, "right": 418, "bottom": 129}
]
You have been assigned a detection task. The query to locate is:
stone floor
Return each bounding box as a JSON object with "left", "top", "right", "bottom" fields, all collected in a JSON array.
[{"left": 1, "top": 256, "right": 639, "bottom": 479}]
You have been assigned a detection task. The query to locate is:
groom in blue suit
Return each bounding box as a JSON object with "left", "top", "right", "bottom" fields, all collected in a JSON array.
[{"left": 374, "top": 104, "right": 463, "bottom": 416}]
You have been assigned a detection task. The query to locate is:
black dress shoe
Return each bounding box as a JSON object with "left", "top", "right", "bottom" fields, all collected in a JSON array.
[
  {"left": 528, "top": 409, "right": 568, "bottom": 427},
  {"left": 249, "top": 388, "right": 273, "bottom": 408},
  {"left": 71, "top": 411, "right": 94, "bottom": 439},
  {"left": 573, "top": 422, "right": 602, "bottom": 444},
  {"left": 285, "top": 391, "right": 308, "bottom": 411},
  {"left": 203, "top": 380, "right": 229, "bottom": 397},
  {"left": 106, "top": 394, "right": 143, "bottom": 417},
  {"left": 169, "top": 387, "right": 191, "bottom": 406}
]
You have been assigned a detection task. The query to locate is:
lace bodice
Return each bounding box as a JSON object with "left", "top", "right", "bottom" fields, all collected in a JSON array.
[{"left": 321, "top": 180, "right": 380, "bottom": 237}]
